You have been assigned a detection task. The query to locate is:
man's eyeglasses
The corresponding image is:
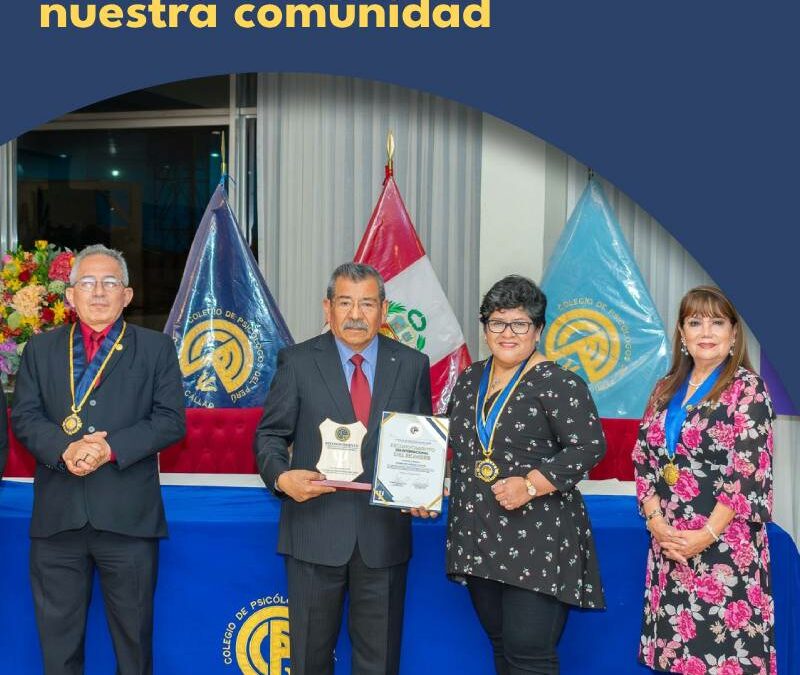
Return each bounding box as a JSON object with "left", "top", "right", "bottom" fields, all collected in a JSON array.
[
  {"left": 332, "top": 298, "right": 380, "bottom": 313},
  {"left": 73, "top": 277, "right": 126, "bottom": 293},
  {"left": 485, "top": 319, "right": 535, "bottom": 335}
]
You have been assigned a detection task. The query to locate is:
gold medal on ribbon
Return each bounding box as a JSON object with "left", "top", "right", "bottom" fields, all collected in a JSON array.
[
  {"left": 473, "top": 355, "right": 535, "bottom": 487},
  {"left": 475, "top": 458, "right": 500, "bottom": 483},
  {"left": 663, "top": 461, "right": 680, "bottom": 486},
  {"left": 62, "top": 413, "right": 83, "bottom": 435},
  {"left": 63, "top": 322, "right": 127, "bottom": 436}
]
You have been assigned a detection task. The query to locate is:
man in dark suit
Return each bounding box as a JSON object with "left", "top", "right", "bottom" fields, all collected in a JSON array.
[
  {"left": 11, "top": 244, "right": 185, "bottom": 675},
  {"left": 255, "top": 262, "right": 433, "bottom": 675}
]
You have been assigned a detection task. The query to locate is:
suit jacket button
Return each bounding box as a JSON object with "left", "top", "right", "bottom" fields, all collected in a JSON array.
[
  {"left": 88, "top": 426, "right": 96, "bottom": 433},
  {"left": 89, "top": 400, "right": 96, "bottom": 406}
]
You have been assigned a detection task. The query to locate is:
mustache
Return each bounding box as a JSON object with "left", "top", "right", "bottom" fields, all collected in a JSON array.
[{"left": 342, "top": 319, "right": 369, "bottom": 331}]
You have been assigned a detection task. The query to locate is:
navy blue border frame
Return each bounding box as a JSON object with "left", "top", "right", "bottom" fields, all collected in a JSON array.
[{"left": 2, "top": 1, "right": 797, "bottom": 405}]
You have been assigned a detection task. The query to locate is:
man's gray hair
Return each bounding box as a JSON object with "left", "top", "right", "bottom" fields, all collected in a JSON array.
[
  {"left": 69, "top": 244, "right": 130, "bottom": 286},
  {"left": 326, "top": 263, "right": 385, "bottom": 302}
]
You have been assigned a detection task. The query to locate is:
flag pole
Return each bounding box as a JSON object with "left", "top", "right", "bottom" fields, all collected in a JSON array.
[{"left": 220, "top": 131, "right": 227, "bottom": 190}]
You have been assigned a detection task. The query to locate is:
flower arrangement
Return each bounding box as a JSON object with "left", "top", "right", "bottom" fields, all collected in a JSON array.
[{"left": 1, "top": 240, "right": 76, "bottom": 388}]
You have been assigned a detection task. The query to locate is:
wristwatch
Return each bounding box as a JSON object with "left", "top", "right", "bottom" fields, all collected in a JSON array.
[{"left": 524, "top": 477, "right": 537, "bottom": 498}]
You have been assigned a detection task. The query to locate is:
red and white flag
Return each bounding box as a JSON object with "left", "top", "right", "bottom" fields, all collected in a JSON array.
[{"left": 355, "top": 167, "right": 471, "bottom": 413}]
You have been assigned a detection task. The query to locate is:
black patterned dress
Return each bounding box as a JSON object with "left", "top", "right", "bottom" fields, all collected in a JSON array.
[{"left": 446, "top": 359, "right": 606, "bottom": 608}]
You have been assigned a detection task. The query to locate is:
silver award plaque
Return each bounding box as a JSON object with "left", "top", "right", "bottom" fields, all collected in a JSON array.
[
  {"left": 315, "top": 418, "right": 369, "bottom": 490},
  {"left": 371, "top": 412, "right": 449, "bottom": 511}
]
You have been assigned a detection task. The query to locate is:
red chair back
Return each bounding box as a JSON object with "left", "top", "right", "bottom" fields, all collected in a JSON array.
[
  {"left": 159, "top": 408, "right": 262, "bottom": 473},
  {"left": 4, "top": 408, "right": 641, "bottom": 480}
]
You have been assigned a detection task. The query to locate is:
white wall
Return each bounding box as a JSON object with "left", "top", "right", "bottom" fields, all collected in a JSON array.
[{"left": 478, "top": 116, "right": 547, "bottom": 359}]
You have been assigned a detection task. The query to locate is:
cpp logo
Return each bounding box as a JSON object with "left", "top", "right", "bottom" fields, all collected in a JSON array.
[
  {"left": 178, "top": 318, "right": 254, "bottom": 394},
  {"left": 223, "top": 599, "right": 290, "bottom": 675},
  {"left": 544, "top": 308, "right": 620, "bottom": 382}
]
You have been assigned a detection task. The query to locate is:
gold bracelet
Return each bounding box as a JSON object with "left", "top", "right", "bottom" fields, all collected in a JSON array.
[
  {"left": 645, "top": 507, "right": 662, "bottom": 522},
  {"left": 705, "top": 523, "right": 719, "bottom": 542}
]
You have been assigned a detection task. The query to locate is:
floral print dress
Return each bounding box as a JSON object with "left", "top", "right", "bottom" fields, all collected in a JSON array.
[
  {"left": 633, "top": 368, "right": 776, "bottom": 674},
  {"left": 446, "top": 360, "right": 606, "bottom": 608}
]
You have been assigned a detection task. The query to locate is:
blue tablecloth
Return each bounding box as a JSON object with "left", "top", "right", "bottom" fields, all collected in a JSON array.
[{"left": 1, "top": 482, "right": 797, "bottom": 674}]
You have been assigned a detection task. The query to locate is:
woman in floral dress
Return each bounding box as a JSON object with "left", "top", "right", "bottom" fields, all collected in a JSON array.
[
  {"left": 633, "top": 286, "right": 776, "bottom": 675},
  {"left": 446, "top": 275, "right": 606, "bottom": 675}
]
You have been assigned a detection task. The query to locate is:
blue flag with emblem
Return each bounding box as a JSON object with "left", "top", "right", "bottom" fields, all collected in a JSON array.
[
  {"left": 540, "top": 179, "right": 669, "bottom": 418},
  {"left": 165, "top": 183, "right": 293, "bottom": 408}
]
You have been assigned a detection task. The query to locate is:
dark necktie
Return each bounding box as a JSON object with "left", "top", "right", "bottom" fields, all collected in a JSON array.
[
  {"left": 349, "top": 354, "right": 371, "bottom": 427},
  {"left": 87, "top": 330, "right": 104, "bottom": 362}
]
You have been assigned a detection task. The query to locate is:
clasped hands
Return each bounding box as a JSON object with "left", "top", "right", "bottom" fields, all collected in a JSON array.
[
  {"left": 491, "top": 476, "right": 534, "bottom": 511},
  {"left": 276, "top": 469, "right": 441, "bottom": 518},
  {"left": 648, "top": 517, "right": 714, "bottom": 566},
  {"left": 62, "top": 431, "right": 112, "bottom": 476}
]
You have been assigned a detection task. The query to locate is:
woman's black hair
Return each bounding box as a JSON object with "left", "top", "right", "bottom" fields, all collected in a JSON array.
[{"left": 479, "top": 275, "right": 547, "bottom": 328}]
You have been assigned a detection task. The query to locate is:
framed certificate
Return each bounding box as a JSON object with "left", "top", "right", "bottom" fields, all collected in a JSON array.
[{"left": 370, "top": 412, "right": 449, "bottom": 511}]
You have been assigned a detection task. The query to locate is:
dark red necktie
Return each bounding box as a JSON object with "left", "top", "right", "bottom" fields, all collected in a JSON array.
[
  {"left": 87, "top": 331, "right": 104, "bottom": 362},
  {"left": 349, "top": 354, "right": 371, "bottom": 427}
]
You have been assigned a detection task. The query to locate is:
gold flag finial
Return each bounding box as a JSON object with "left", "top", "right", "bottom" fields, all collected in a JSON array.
[{"left": 386, "top": 130, "right": 395, "bottom": 173}]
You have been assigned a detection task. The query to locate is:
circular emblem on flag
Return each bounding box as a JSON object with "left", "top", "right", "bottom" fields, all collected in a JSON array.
[
  {"left": 381, "top": 301, "right": 427, "bottom": 351},
  {"left": 544, "top": 308, "right": 620, "bottom": 382},
  {"left": 178, "top": 319, "right": 254, "bottom": 394},
  {"left": 335, "top": 426, "right": 351, "bottom": 442}
]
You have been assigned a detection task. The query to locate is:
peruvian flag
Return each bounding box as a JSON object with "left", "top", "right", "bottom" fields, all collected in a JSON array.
[{"left": 355, "top": 166, "right": 471, "bottom": 413}]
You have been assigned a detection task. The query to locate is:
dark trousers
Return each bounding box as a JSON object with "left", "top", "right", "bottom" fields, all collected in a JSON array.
[
  {"left": 285, "top": 545, "right": 408, "bottom": 675},
  {"left": 466, "top": 576, "right": 569, "bottom": 675},
  {"left": 29, "top": 525, "right": 159, "bottom": 675}
]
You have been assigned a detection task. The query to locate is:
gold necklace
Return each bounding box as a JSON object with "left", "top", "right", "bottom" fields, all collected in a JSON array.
[
  {"left": 489, "top": 376, "right": 508, "bottom": 391},
  {"left": 489, "top": 358, "right": 531, "bottom": 390},
  {"left": 489, "top": 370, "right": 514, "bottom": 391}
]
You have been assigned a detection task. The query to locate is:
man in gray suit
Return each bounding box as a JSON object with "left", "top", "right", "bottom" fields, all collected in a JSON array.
[
  {"left": 12, "top": 244, "right": 185, "bottom": 675},
  {"left": 255, "top": 262, "right": 433, "bottom": 675}
]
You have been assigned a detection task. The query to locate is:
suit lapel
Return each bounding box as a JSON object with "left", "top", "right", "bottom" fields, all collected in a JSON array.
[
  {"left": 314, "top": 333, "right": 355, "bottom": 422},
  {"left": 93, "top": 323, "right": 133, "bottom": 389},
  {"left": 363, "top": 335, "right": 400, "bottom": 449}
]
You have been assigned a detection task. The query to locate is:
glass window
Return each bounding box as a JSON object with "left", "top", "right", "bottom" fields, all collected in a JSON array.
[
  {"left": 17, "top": 126, "right": 225, "bottom": 330},
  {"left": 237, "top": 73, "right": 258, "bottom": 108}
]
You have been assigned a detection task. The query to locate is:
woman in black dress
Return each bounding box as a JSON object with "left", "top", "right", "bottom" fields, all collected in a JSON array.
[{"left": 446, "top": 275, "right": 606, "bottom": 675}]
